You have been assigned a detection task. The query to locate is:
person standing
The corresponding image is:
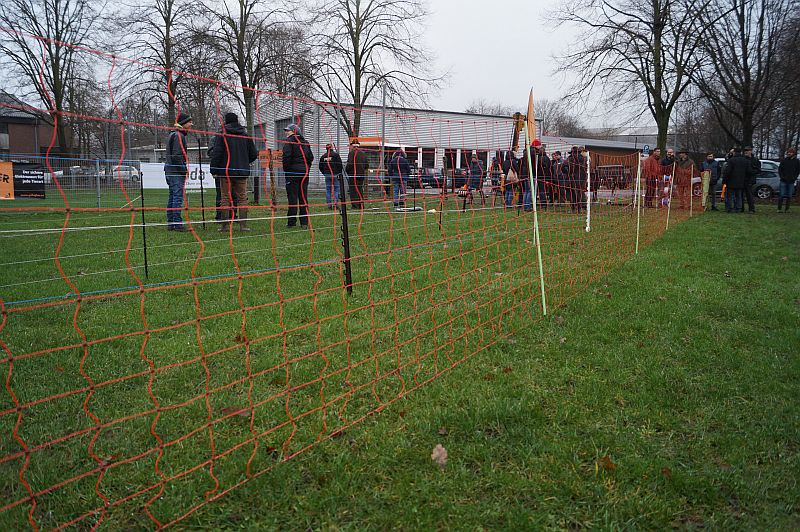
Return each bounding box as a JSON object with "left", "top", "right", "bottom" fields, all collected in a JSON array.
[
  {"left": 700, "top": 152, "right": 721, "bottom": 211},
  {"left": 660, "top": 148, "right": 675, "bottom": 168},
  {"left": 532, "top": 140, "right": 551, "bottom": 208},
  {"left": 345, "top": 139, "right": 370, "bottom": 209},
  {"left": 501, "top": 151, "right": 520, "bottom": 208},
  {"left": 318, "top": 143, "right": 343, "bottom": 209},
  {"left": 164, "top": 111, "right": 193, "bottom": 231},
  {"left": 282, "top": 123, "right": 314, "bottom": 228},
  {"left": 550, "top": 151, "right": 567, "bottom": 205},
  {"left": 208, "top": 112, "right": 257, "bottom": 232},
  {"left": 642, "top": 148, "right": 661, "bottom": 208},
  {"left": 743, "top": 146, "right": 760, "bottom": 213},
  {"left": 674, "top": 149, "right": 694, "bottom": 210},
  {"left": 778, "top": 147, "right": 799, "bottom": 212},
  {"left": 722, "top": 147, "right": 752, "bottom": 213},
  {"left": 388, "top": 148, "right": 411, "bottom": 208},
  {"left": 566, "top": 146, "right": 587, "bottom": 213}
]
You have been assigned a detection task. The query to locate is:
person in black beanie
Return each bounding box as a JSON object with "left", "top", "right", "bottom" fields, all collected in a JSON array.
[
  {"left": 208, "top": 112, "right": 258, "bottom": 231},
  {"left": 164, "top": 111, "right": 193, "bottom": 231}
]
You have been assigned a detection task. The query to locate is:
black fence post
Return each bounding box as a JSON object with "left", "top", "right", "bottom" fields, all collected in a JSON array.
[
  {"left": 338, "top": 172, "right": 353, "bottom": 295},
  {"left": 139, "top": 176, "right": 149, "bottom": 278}
]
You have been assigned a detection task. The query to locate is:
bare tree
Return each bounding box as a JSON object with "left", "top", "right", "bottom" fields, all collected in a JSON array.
[
  {"left": 693, "top": 0, "right": 799, "bottom": 149},
  {"left": 308, "top": 0, "right": 443, "bottom": 138},
  {"left": 553, "top": 0, "right": 720, "bottom": 151},
  {"left": 536, "top": 98, "right": 590, "bottom": 137},
  {"left": 0, "top": 0, "right": 101, "bottom": 154},
  {"left": 464, "top": 99, "right": 517, "bottom": 117},
  {"left": 202, "top": 0, "right": 284, "bottom": 136},
  {"left": 110, "top": 0, "right": 197, "bottom": 126}
]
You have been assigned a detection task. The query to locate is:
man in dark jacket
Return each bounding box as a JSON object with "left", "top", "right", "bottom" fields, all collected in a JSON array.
[
  {"left": 388, "top": 148, "right": 411, "bottom": 207},
  {"left": 318, "top": 143, "right": 343, "bottom": 209},
  {"left": 566, "top": 146, "right": 587, "bottom": 213},
  {"left": 468, "top": 153, "right": 484, "bottom": 191},
  {"left": 550, "top": 151, "right": 568, "bottom": 205},
  {"left": 700, "top": 152, "right": 721, "bottom": 211},
  {"left": 501, "top": 151, "right": 519, "bottom": 208},
  {"left": 722, "top": 147, "right": 753, "bottom": 213},
  {"left": 345, "top": 139, "right": 370, "bottom": 209},
  {"left": 778, "top": 147, "right": 799, "bottom": 212},
  {"left": 164, "top": 111, "right": 193, "bottom": 231},
  {"left": 208, "top": 112, "right": 258, "bottom": 232},
  {"left": 660, "top": 148, "right": 675, "bottom": 168},
  {"left": 743, "top": 146, "right": 760, "bottom": 213},
  {"left": 282, "top": 123, "right": 314, "bottom": 228}
]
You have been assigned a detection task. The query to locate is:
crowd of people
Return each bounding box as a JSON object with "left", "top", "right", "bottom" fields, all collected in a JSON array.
[{"left": 163, "top": 113, "right": 799, "bottom": 231}]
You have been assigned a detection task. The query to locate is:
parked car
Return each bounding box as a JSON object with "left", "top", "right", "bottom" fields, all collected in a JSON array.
[
  {"left": 691, "top": 158, "right": 797, "bottom": 200},
  {"left": 109, "top": 165, "right": 141, "bottom": 181}
]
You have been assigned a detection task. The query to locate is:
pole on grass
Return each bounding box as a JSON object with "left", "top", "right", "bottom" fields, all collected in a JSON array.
[
  {"left": 139, "top": 174, "right": 149, "bottom": 278},
  {"left": 666, "top": 161, "right": 676, "bottom": 230},
  {"left": 95, "top": 159, "right": 101, "bottom": 209},
  {"left": 585, "top": 150, "right": 592, "bottom": 233},
  {"left": 198, "top": 135, "right": 206, "bottom": 229},
  {"left": 523, "top": 125, "right": 547, "bottom": 317},
  {"left": 635, "top": 153, "right": 642, "bottom": 254},
  {"left": 689, "top": 163, "right": 694, "bottom": 217},
  {"left": 338, "top": 172, "right": 353, "bottom": 295}
]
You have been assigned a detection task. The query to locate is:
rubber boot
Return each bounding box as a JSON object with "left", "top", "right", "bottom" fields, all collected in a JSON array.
[{"left": 778, "top": 198, "right": 783, "bottom": 212}]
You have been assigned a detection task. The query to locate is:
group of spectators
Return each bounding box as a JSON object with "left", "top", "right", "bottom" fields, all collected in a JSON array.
[
  {"left": 164, "top": 113, "right": 799, "bottom": 231},
  {"left": 496, "top": 142, "right": 591, "bottom": 213}
]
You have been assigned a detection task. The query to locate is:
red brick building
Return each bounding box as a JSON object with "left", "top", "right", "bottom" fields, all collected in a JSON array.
[{"left": 0, "top": 91, "right": 58, "bottom": 156}]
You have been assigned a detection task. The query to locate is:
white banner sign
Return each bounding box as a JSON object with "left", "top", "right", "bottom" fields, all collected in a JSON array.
[{"left": 141, "top": 162, "right": 212, "bottom": 190}]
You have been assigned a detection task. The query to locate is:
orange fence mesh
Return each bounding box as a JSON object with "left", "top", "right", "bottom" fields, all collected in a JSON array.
[{"left": 0, "top": 29, "right": 702, "bottom": 529}]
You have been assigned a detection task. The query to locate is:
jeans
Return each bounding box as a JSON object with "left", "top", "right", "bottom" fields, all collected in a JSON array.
[
  {"left": 779, "top": 181, "right": 795, "bottom": 199},
  {"left": 286, "top": 176, "right": 310, "bottom": 226},
  {"left": 504, "top": 184, "right": 514, "bottom": 207},
  {"left": 324, "top": 173, "right": 341, "bottom": 208},
  {"left": 725, "top": 187, "right": 743, "bottom": 212},
  {"left": 392, "top": 176, "right": 406, "bottom": 205},
  {"left": 165, "top": 174, "right": 185, "bottom": 227}
]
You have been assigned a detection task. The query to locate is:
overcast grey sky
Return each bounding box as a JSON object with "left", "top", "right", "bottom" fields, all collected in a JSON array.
[{"left": 423, "top": 0, "right": 572, "bottom": 113}]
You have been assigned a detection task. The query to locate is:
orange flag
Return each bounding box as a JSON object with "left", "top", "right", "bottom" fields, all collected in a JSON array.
[{"left": 527, "top": 89, "right": 536, "bottom": 142}]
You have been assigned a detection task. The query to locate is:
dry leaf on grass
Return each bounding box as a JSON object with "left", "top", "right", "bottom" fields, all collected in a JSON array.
[
  {"left": 438, "top": 427, "right": 449, "bottom": 436},
  {"left": 596, "top": 455, "right": 617, "bottom": 472},
  {"left": 661, "top": 467, "right": 672, "bottom": 480},
  {"left": 502, "top": 367, "right": 513, "bottom": 374},
  {"left": 431, "top": 444, "right": 448, "bottom": 469},
  {"left": 559, "top": 337, "right": 566, "bottom": 344}
]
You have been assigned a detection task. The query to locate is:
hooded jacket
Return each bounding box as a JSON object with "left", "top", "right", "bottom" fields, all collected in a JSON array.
[
  {"left": 282, "top": 133, "right": 314, "bottom": 178},
  {"left": 208, "top": 119, "right": 258, "bottom": 178},
  {"left": 388, "top": 151, "right": 411, "bottom": 178}
]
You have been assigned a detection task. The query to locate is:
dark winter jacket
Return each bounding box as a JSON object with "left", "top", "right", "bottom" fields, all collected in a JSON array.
[
  {"left": 388, "top": 151, "right": 412, "bottom": 179},
  {"left": 468, "top": 159, "right": 484, "bottom": 188},
  {"left": 164, "top": 129, "right": 189, "bottom": 176},
  {"left": 282, "top": 133, "right": 314, "bottom": 179},
  {"left": 566, "top": 151, "right": 587, "bottom": 185},
  {"left": 318, "top": 148, "right": 344, "bottom": 177},
  {"left": 208, "top": 121, "right": 257, "bottom": 178},
  {"left": 778, "top": 156, "right": 800, "bottom": 184},
  {"left": 700, "top": 159, "right": 721, "bottom": 182},
  {"left": 551, "top": 158, "right": 568, "bottom": 184},
  {"left": 345, "top": 147, "right": 370, "bottom": 179},
  {"left": 660, "top": 155, "right": 675, "bottom": 168},
  {"left": 722, "top": 154, "right": 754, "bottom": 189},
  {"left": 746, "top": 155, "right": 761, "bottom": 184}
]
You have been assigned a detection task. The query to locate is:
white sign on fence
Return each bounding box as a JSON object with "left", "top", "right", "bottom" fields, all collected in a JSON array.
[{"left": 141, "top": 162, "right": 212, "bottom": 190}]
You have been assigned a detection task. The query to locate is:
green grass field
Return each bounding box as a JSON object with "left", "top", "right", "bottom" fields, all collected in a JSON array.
[{"left": 3, "top": 191, "right": 796, "bottom": 529}]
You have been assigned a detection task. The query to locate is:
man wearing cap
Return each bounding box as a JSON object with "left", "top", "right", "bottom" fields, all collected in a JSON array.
[
  {"left": 318, "top": 143, "right": 343, "bottom": 209},
  {"left": 345, "top": 139, "right": 370, "bottom": 209},
  {"left": 164, "top": 111, "right": 193, "bottom": 231},
  {"left": 208, "top": 112, "right": 258, "bottom": 232},
  {"left": 282, "top": 123, "right": 314, "bottom": 228}
]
